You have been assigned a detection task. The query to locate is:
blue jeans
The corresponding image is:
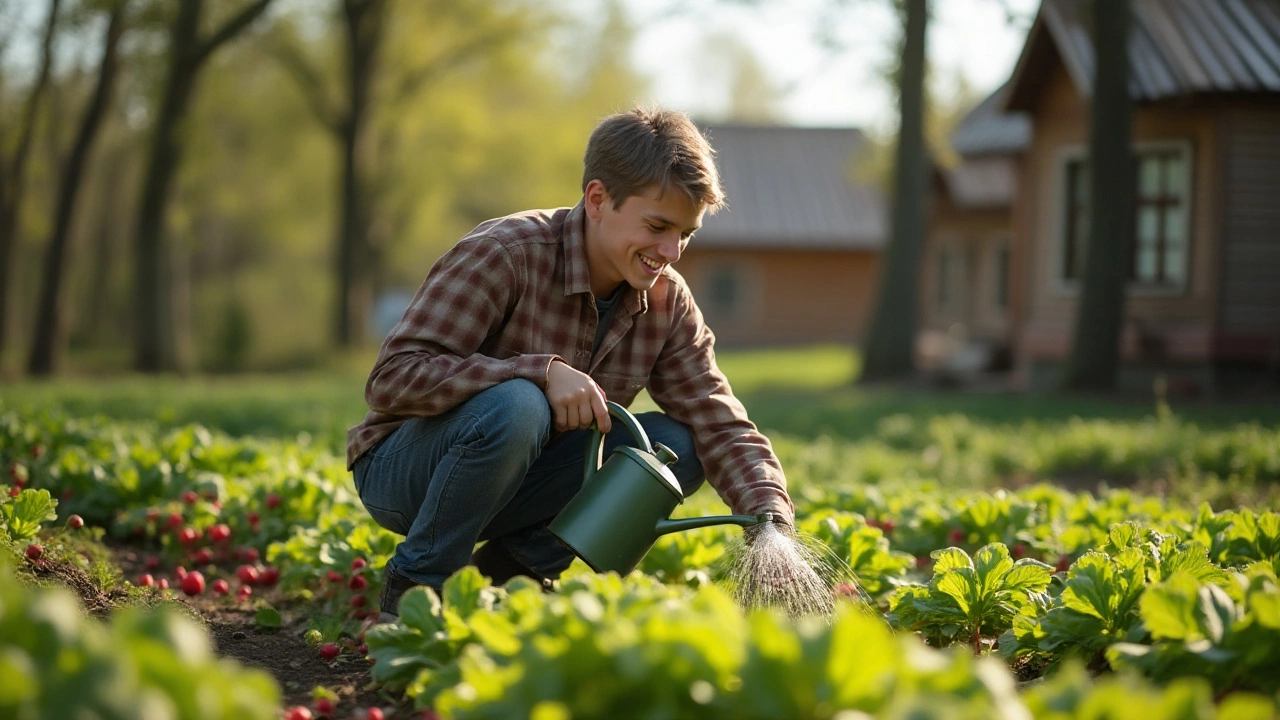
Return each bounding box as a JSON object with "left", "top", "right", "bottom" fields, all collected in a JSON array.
[{"left": 351, "top": 379, "right": 706, "bottom": 589}]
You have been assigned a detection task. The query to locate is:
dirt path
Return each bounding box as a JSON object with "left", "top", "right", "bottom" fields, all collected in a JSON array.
[{"left": 108, "top": 545, "right": 415, "bottom": 718}]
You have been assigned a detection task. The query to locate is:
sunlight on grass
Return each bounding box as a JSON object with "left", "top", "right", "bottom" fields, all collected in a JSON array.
[{"left": 715, "top": 344, "right": 860, "bottom": 392}]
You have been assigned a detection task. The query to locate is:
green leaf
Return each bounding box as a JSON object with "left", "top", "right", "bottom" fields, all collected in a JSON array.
[
  {"left": 0, "top": 489, "right": 57, "bottom": 540},
  {"left": 932, "top": 547, "right": 973, "bottom": 573},
  {"left": 972, "top": 543, "right": 1013, "bottom": 598},
  {"left": 398, "top": 587, "right": 444, "bottom": 635},
  {"left": 1140, "top": 573, "right": 1200, "bottom": 641},
  {"left": 442, "top": 567, "right": 493, "bottom": 620},
  {"left": 253, "top": 606, "right": 282, "bottom": 629}
]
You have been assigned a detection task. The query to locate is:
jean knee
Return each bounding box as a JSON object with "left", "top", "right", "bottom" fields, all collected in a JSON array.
[{"left": 477, "top": 379, "right": 551, "bottom": 451}]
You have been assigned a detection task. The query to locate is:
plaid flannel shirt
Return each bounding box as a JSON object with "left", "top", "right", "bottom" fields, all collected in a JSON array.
[{"left": 346, "top": 201, "right": 794, "bottom": 521}]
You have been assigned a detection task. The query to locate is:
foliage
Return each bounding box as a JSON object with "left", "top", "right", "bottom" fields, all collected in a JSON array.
[
  {"left": 1107, "top": 563, "right": 1280, "bottom": 695},
  {"left": 0, "top": 560, "right": 281, "bottom": 719},
  {"left": 887, "top": 542, "right": 1052, "bottom": 652}
]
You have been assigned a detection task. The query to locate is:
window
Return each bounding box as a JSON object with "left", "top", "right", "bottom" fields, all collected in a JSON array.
[
  {"left": 707, "top": 265, "right": 739, "bottom": 315},
  {"left": 1061, "top": 146, "right": 1191, "bottom": 290},
  {"left": 993, "top": 242, "right": 1010, "bottom": 311},
  {"left": 937, "top": 246, "right": 953, "bottom": 308}
]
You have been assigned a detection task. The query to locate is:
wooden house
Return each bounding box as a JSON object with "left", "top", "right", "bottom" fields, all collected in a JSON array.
[
  {"left": 679, "top": 125, "right": 887, "bottom": 347},
  {"left": 929, "top": 0, "right": 1280, "bottom": 391}
]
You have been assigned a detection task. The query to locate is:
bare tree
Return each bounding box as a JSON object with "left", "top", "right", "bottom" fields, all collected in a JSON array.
[
  {"left": 859, "top": 0, "right": 928, "bottom": 383},
  {"left": 1062, "top": 0, "right": 1134, "bottom": 390},
  {"left": 133, "top": 0, "right": 274, "bottom": 373},
  {"left": 270, "top": 0, "right": 526, "bottom": 347},
  {"left": 0, "top": 0, "right": 60, "bottom": 359},
  {"left": 29, "top": 0, "right": 128, "bottom": 376}
]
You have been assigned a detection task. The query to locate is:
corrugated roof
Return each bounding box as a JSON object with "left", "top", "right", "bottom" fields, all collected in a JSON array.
[
  {"left": 950, "top": 84, "right": 1032, "bottom": 156},
  {"left": 692, "top": 124, "right": 886, "bottom": 250},
  {"left": 1007, "top": 0, "right": 1280, "bottom": 110}
]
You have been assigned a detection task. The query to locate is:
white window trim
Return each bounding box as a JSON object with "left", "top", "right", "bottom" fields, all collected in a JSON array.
[{"left": 1050, "top": 139, "right": 1194, "bottom": 298}]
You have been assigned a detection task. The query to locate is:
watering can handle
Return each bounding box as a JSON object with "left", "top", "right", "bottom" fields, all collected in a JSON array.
[{"left": 583, "top": 401, "right": 653, "bottom": 487}]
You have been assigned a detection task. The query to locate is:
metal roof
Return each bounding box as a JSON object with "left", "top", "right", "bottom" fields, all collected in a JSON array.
[
  {"left": 1007, "top": 0, "right": 1280, "bottom": 111},
  {"left": 950, "top": 84, "right": 1032, "bottom": 156},
  {"left": 692, "top": 124, "right": 886, "bottom": 251}
]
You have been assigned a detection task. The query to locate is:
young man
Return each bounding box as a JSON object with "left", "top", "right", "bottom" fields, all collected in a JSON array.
[{"left": 347, "top": 107, "right": 795, "bottom": 620}]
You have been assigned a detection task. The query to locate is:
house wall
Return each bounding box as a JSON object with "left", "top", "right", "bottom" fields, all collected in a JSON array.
[
  {"left": 676, "top": 248, "right": 880, "bottom": 347},
  {"left": 921, "top": 185, "right": 1014, "bottom": 344},
  {"left": 1015, "top": 62, "right": 1225, "bottom": 387},
  {"left": 1214, "top": 98, "right": 1280, "bottom": 365}
]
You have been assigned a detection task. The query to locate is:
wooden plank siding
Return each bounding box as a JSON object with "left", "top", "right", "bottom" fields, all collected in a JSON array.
[
  {"left": 1215, "top": 99, "right": 1280, "bottom": 361},
  {"left": 677, "top": 248, "right": 880, "bottom": 348}
]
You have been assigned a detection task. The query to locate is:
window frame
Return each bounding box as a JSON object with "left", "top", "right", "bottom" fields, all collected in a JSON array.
[{"left": 1051, "top": 140, "right": 1194, "bottom": 298}]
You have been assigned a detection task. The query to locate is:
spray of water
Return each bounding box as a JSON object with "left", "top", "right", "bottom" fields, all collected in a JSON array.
[{"left": 723, "top": 521, "right": 874, "bottom": 619}]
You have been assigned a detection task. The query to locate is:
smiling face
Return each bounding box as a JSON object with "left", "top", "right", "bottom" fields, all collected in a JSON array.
[{"left": 582, "top": 180, "right": 705, "bottom": 298}]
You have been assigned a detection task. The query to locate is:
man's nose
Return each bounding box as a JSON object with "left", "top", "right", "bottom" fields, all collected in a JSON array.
[{"left": 659, "top": 235, "right": 681, "bottom": 262}]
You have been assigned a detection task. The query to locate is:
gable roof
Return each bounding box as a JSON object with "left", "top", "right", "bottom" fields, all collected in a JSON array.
[
  {"left": 1006, "top": 0, "right": 1280, "bottom": 112},
  {"left": 950, "top": 84, "right": 1032, "bottom": 157},
  {"left": 693, "top": 124, "right": 885, "bottom": 251}
]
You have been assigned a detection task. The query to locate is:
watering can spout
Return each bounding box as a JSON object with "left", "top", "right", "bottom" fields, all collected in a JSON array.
[{"left": 655, "top": 512, "right": 781, "bottom": 537}]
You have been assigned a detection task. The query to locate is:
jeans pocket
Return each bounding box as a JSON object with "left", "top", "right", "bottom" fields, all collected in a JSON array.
[{"left": 360, "top": 499, "right": 411, "bottom": 536}]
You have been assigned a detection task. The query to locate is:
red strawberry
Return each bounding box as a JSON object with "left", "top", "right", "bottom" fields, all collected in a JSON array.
[
  {"left": 236, "top": 564, "right": 260, "bottom": 585},
  {"left": 139, "top": 574, "right": 155, "bottom": 587},
  {"left": 25, "top": 544, "right": 42, "bottom": 561},
  {"left": 258, "top": 566, "right": 280, "bottom": 587},
  {"left": 365, "top": 708, "right": 384, "bottom": 720},
  {"left": 879, "top": 519, "right": 896, "bottom": 535},
  {"left": 7, "top": 487, "right": 19, "bottom": 498},
  {"left": 182, "top": 571, "right": 206, "bottom": 596},
  {"left": 177, "top": 527, "right": 200, "bottom": 546},
  {"left": 212, "top": 579, "right": 231, "bottom": 595},
  {"left": 237, "top": 585, "right": 253, "bottom": 602},
  {"left": 166, "top": 513, "right": 184, "bottom": 530},
  {"left": 1012, "top": 543, "right": 1027, "bottom": 559},
  {"left": 1055, "top": 554, "right": 1072, "bottom": 573},
  {"left": 157, "top": 578, "right": 170, "bottom": 590},
  {"left": 266, "top": 493, "right": 282, "bottom": 510},
  {"left": 30, "top": 445, "right": 44, "bottom": 460},
  {"left": 145, "top": 555, "right": 161, "bottom": 570},
  {"left": 191, "top": 548, "right": 213, "bottom": 565},
  {"left": 351, "top": 595, "right": 368, "bottom": 608},
  {"left": 284, "top": 708, "right": 313, "bottom": 720},
  {"left": 351, "top": 557, "right": 367, "bottom": 571},
  {"left": 327, "top": 570, "right": 343, "bottom": 584},
  {"left": 146, "top": 508, "right": 161, "bottom": 523},
  {"left": 182, "top": 490, "right": 199, "bottom": 504},
  {"left": 175, "top": 565, "right": 188, "bottom": 580},
  {"left": 349, "top": 575, "right": 367, "bottom": 591},
  {"left": 207, "top": 524, "right": 231, "bottom": 543},
  {"left": 247, "top": 511, "right": 260, "bottom": 525},
  {"left": 915, "top": 555, "right": 931, "bottom": 569},
  {"left": 314, "top": 698, "right": 333, "bottom": 716},
  {"left": 949, "top": 529, "right": 965, "bottom": 544},
  {"left": 319, "top": 642, "right": 340, "bottom": 661}
]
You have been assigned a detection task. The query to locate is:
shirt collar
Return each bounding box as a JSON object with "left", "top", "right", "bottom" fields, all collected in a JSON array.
[{"left": 561, "top": 200, "right": 648, "bottom": 315}]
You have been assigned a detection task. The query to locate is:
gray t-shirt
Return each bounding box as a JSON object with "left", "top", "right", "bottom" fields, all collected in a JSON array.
[{"left": 592, "top": 286, "right": 624, "bottom": 356}]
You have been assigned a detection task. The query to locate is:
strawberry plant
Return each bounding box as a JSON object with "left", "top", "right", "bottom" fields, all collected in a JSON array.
[
  {"left": 887, "top": 542, "right": 1053, "bottom": 653},
  {"left": 1107, "top": 563, "right": 1280, "bottom": 695}
]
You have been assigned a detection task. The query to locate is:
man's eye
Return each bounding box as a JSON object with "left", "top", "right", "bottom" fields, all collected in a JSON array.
[{"left": 648, "top": 224, "right": 664, "bottom": 233}]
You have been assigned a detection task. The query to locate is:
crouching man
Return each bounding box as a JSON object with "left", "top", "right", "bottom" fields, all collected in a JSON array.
[{"left": 346, "top": 107, "right": 795, "bottom": 621}]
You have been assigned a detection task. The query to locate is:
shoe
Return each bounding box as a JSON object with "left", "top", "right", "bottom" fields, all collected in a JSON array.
[
  {"left": 377, "top": 566, "right": 422, "bottom": 621},
  {"left": 471, "top": 540, "right": 559, "bottom": 592}
]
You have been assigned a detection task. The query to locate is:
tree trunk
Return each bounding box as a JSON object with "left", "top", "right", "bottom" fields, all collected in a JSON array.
[
  {"left": 859, "top": 0, "right": 928, "bottom": 383},
  {"left": 29, "top": 3, "right": 126, "bottom": 376},
  {"left": 334, "top": 0, "right": 386, "bottom": 348},
  {"left": 1062, "top": 0, "right": 1134, "bottom": 391},
  {"left": 0, "top": 0, "right": 60, "bottom": 358},
  {"left": 133, "top": 0, "right": 273, "bottom": 372},
  {"left": 134, "top": 1, "right": 200, "bottom": 373}
]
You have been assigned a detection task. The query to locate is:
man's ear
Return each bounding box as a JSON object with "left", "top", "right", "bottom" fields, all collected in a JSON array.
[{"left": 584, "top": 179, "right": 609, "bottom": 221}]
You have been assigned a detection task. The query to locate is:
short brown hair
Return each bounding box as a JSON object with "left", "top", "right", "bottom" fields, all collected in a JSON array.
[{"left": 582, "top": 107, "right": 725, "bottom": 214}]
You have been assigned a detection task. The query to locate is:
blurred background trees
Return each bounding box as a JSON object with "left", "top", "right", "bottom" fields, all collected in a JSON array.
[{"left": 0, "top": 0, "right": 648, "bottom": 375}]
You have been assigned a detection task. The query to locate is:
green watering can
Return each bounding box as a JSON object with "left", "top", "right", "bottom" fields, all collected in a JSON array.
[{"left": 548, "top": 401, "right": 779, "bottom": 575}]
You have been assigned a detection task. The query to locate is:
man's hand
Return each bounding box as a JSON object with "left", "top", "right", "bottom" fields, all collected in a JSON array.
[{"left": 544, "top": 360, "right": 611, "bottom": 433}]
